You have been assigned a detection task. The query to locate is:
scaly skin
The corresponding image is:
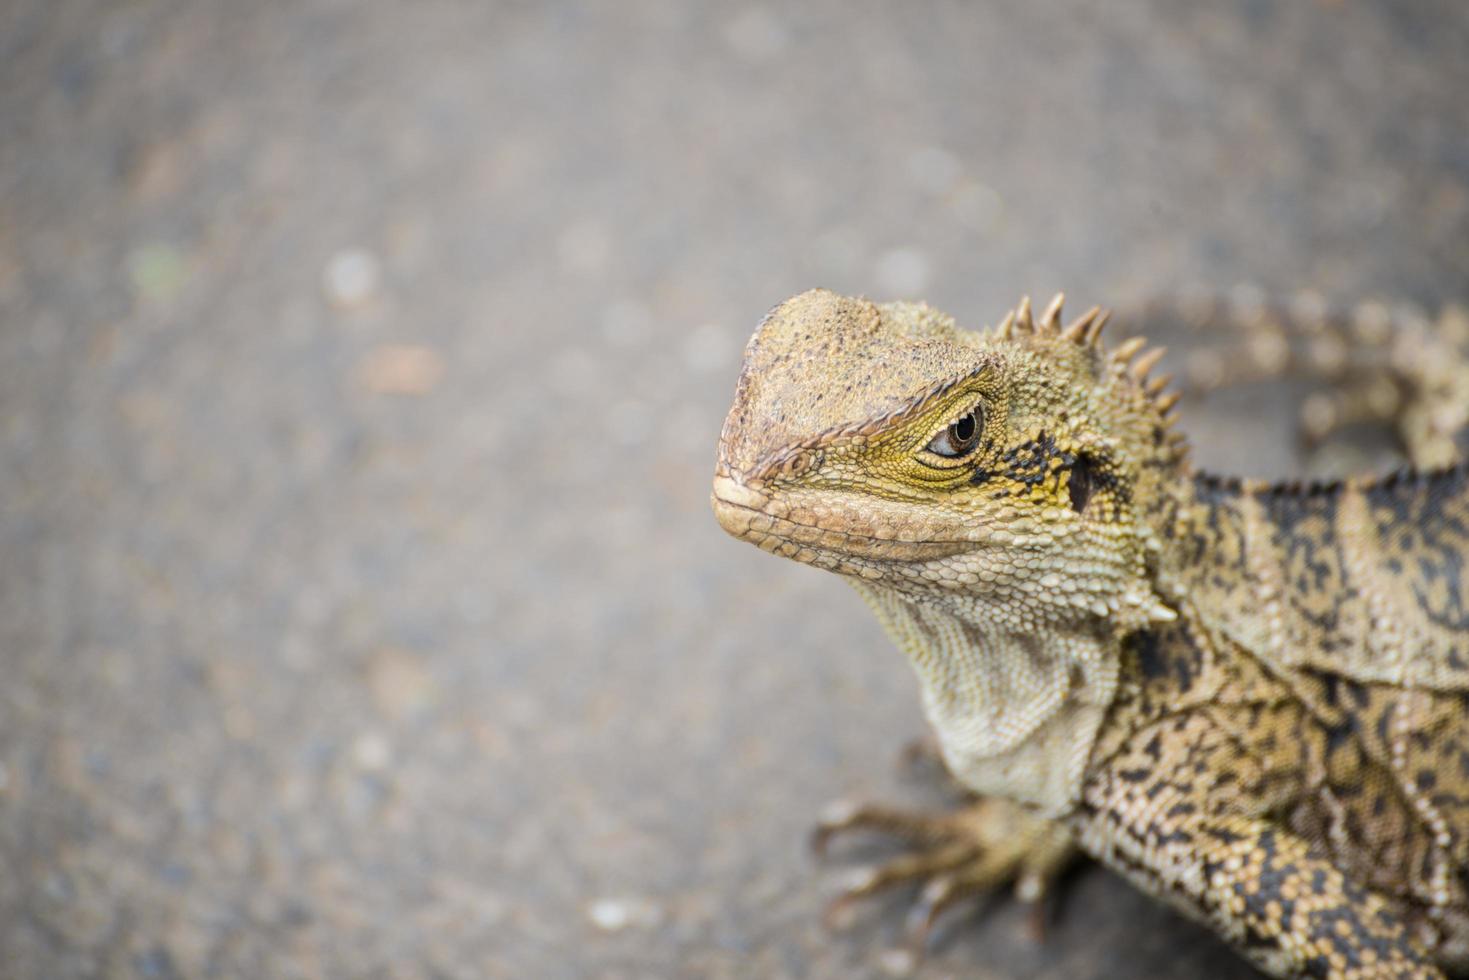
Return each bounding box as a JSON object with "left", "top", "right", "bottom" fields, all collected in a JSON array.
[{"left": 712, "top": 289, "right": 1469, "bottom": 978}]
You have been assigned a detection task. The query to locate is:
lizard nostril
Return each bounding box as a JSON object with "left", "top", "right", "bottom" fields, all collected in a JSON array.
[{"left": 783, "top": 449, "right": 822, "bottom": 477}]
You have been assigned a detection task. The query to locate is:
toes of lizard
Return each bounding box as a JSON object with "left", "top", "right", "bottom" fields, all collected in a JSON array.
[
  {"left": 821, "top": 842, "right": 983, "bottom": 933},
  {"left": 822, "top": 866, "right": 886, "bottom": 929},
  {"left": 811, "top": 799, "right": 960, "bottom": 856},
  {"left": 902, "top": 873, "right": 967, "bottom": 953},
  {"left": 811, "top": 799, "right": 868, "bottom": 856}
]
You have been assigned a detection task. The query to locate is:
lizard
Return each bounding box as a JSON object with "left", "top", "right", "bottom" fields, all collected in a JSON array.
[{"left": 710, "top": 288, "right": 1469, "bottom": 979}]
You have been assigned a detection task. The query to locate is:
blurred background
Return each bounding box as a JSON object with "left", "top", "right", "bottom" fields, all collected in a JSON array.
[{"left": 3, "top": 2, "right": 1468, "bottom": 977}]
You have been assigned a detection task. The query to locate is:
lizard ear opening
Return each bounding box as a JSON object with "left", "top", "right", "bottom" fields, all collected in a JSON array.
[{"left": 1068, "top": 454, "right": 1096, "bottom": 514}]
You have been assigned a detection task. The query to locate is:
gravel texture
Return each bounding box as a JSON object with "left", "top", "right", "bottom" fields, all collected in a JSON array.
[{"left": 3, "top": 2, "right": 1469, "bottom": 977}]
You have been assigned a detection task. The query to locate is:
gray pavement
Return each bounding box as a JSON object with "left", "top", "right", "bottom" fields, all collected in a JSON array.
[{"left": 3, "top": 1, "right": 1469, "bottom": 977}]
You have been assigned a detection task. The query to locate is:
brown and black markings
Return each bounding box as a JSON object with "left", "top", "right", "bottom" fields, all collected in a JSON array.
[{"left": 1094, "top": 464, "right": 1469, "bottom": 973}]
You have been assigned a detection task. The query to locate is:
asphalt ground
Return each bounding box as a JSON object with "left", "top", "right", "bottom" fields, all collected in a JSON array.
[{"left": 3, "top": 2, "right": 1469, "bottom": 977}]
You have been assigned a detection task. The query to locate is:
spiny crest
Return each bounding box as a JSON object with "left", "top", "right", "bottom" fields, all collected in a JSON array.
[
  {"left": 996, "top": 292, "right": 1111, "bottom": 347},
  {"left": 994, "top": 293, "right": 1185, "bottom": 446}
]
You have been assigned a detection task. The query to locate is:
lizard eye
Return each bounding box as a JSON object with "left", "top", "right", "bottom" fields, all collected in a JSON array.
[{"left": 927, "top": 406, "right": 984, "bottom": 457}]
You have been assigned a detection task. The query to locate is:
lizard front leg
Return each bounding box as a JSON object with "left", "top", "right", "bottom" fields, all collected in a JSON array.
[{"left": 1081, "top": 773, "right": 1443, "bottom": 978}]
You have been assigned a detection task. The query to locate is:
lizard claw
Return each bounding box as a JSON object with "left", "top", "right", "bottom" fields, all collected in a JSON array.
[
  {"left": 903, "top": 873, "right": 969, "bottom": 955},
  {"left": 812, "top": 798, "right": 952, "bottom": 856}
]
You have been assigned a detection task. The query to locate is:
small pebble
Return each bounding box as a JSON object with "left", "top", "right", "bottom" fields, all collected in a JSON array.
[
  {"left": 356, "top": 344, "right": 444, "bottom": 395},
  {"left": 588, "top": 898, "right": 632, "bottom": 931},
  {"left": 352, "top": 732, "right": 392, "bottom": 772},
  {"left": 587, "top": 896, "right": 662, "bottom": 932},
  {"left": 128, "top": 244, "right": 188, "bottom": 304},
  {"left": 323, "top": 248, "right": 381, "bottom": 309},
  {"left": 367, "top": 647, "right": 438, "bottom": 720},
  {"left": 879, "top": 947, "right": 918, "bottom": 976}
]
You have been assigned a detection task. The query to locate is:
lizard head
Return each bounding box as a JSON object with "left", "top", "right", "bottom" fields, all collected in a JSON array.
[{"left": 711, "top": 287, "right": 1186, "bottom": 631}]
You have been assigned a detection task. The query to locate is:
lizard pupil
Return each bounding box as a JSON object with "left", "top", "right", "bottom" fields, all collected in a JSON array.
[{"left": 952, "top": 413, "right": 976, "bottom": 443}]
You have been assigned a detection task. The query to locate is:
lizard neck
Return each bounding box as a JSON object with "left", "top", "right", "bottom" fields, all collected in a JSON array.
[{"left": 848, "top": 578, "right": 1120, "bottom": 817}]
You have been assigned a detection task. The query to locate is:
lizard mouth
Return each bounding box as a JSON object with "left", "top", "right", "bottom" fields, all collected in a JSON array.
[{"left": 710, "top": 474, "right": 973, "bottom": 571}]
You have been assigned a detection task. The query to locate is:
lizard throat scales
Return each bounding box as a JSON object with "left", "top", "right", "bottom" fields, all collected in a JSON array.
[{"left": 850, "top": 578, "right": 1120, "bottom": 817}]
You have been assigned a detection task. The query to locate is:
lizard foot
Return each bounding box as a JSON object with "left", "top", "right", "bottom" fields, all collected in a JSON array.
[{"left": 812, "top": 796, "right": 1077, "bottom": 955}]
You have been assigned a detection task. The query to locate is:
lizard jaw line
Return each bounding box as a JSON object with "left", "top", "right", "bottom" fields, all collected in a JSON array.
[{"left": 710, "top": 475, "right": 973, "bottom": 569}]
